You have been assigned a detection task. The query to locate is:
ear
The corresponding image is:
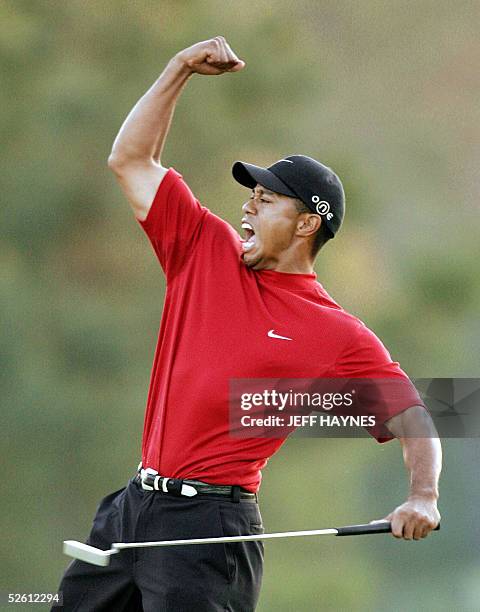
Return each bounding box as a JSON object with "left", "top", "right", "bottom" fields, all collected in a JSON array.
[{"left": 296, "top": 214, "right": 322, "bottom": 238}]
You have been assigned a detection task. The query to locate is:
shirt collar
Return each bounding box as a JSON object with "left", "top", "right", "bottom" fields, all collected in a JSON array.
[{"left": 255, "top": 269, "right": 318, "bottom": 290}]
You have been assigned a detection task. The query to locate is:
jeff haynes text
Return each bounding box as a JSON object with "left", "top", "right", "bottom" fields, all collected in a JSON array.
[{"left": 240, "top": 415, "right": 376, "bottom": 427}]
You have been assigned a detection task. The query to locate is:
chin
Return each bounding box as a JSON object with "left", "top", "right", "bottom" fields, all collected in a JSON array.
[
  {"left": 242, "top": 257, "right": 256, "bottom": 269},
  {"left": 242, "top": 251, "right": 262, "bottom": 269}
]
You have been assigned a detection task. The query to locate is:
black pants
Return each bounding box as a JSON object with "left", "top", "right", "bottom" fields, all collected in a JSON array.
[{"left": 55, "top": 476, "right": 264, "bottom": 611}]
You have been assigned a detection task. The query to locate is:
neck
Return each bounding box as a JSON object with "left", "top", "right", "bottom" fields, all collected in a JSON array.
[
  {"left": 274, "top": 239, "right": 315, "bottom": 274},
  {"left": 271, "top": 261, "right": 314, "bottom": 274},
  {"left": 248, "top": 238, "right": 317, "bottom": 274},
  {"left": 254, "top": 251, "right": 315, "bottom": 274}
]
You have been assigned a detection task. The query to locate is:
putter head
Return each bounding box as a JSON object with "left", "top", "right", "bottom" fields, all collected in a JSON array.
[{"left": 63, "top": 540, "right": 119, "bottom": 567}]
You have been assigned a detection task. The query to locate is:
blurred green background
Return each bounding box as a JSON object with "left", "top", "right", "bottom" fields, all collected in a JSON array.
[{"left": 1, "top": 1, "right": 479, "bottom": 610}]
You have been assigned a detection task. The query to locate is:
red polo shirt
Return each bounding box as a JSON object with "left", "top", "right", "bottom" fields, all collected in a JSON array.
[{"left": 137, "top": 168, "right": 423, "bottom": 492}]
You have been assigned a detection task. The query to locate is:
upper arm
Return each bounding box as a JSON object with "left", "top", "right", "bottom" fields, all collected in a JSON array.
[
  {"left": 336, "top": 321, "right": 426, "bottom": 442},
  {"left": 113, "top": 163, "right": 211, "bottom": 281},
  {"left": 385, "top": 405, "right": 437, "bottom": 439},
  {"left": 108, "top": 158, "right": 168, "bottom": 221}
]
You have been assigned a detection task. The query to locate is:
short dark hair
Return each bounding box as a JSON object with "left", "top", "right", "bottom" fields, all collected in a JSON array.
[{"left": 294, "top": 199, "right": 333, "bottom": 257}]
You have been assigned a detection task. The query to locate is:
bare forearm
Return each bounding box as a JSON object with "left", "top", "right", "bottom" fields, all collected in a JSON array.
[
  {"left": 109, "top": 56, "right": 191, "bottom": 165},
  {"left": 386, "top": 406, "right": 442, "bottom": 499},
  {"left": 402, "top": 435, "right": 442, "bottom": 500},
  {"left": 380, "top": 406, "right": 441, "bottom": 539},
  {"left": 108, "top": 38, "right": 244, "bottom": 168}
]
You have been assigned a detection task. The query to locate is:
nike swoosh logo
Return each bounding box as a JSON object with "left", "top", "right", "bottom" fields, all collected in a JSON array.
[{"left": 268, "top": 329, "right": 293, "bottom": 341}]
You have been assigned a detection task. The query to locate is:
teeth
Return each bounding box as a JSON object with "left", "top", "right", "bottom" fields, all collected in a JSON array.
[
  {"left": 242, "top": 238, "right": 255, "bottom": 251},
  {"left": 241, "top": 221, "right": 255, "bottom": 249}
]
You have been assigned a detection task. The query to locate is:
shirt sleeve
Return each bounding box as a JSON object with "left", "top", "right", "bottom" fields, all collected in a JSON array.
[
  {"left": 335, "top": 320, "right": 425, "bottom": 443},
  {"left": 137, "top": 168, "right": 209, "bottom": 281}
]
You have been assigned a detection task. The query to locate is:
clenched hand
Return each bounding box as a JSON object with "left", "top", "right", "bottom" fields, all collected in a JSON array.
[
  {"left": 372, "top": 496, "right": 441, "bottom": 540},
  {"left": 175, "top": 36, "right": 245, "bottom": 76}
]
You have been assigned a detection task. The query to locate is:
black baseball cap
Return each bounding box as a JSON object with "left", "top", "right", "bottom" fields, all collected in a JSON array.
[{"left": 232, "top": 154, "right": 345, "bottom": 237}]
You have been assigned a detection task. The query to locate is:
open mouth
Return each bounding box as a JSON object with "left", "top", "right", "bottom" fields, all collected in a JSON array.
[{"left": 241, "top": 221, "right": 256, "bottom": 252}]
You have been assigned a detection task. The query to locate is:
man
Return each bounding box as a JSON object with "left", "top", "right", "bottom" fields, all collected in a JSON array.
[{"left": 56, "top": 37, "right": 441, "bottom": 611}]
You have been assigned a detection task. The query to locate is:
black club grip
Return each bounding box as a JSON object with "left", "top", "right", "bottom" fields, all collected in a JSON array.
[{"left": 336, "top": 521, "right": 440, "bottom": 536}]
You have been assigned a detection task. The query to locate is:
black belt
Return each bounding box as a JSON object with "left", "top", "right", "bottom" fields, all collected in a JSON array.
[{"left": 134, "top": 465, "right": 257, "bottom": 502}]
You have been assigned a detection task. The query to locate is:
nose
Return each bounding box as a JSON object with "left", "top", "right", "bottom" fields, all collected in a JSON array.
[{"left": 242, "top": 199, "right": 257, "bottom": 215}]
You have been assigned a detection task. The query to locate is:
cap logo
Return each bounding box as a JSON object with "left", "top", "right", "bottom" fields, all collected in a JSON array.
[{"left": 312, "top": 197, "right": 333, "bottom": 220}]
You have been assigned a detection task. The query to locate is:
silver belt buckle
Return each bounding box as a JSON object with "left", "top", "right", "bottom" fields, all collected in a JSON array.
[
  {"left": 140, "top": 467, "right": 159, "bottom": 491},
  {"left": 140, "top": 467, "right": 198, "bottom": 497}
]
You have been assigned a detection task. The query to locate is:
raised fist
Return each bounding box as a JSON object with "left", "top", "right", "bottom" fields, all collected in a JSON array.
[{"left": 175, "top": 36, "right": 245, "bottom": 75}]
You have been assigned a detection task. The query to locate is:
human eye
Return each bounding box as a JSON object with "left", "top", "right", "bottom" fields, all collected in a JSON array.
[{"left": 250, "top": 190, "right": 271, "bottom": 203}]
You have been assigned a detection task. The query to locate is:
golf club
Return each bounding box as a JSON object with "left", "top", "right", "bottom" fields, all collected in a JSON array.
[{"left": 63, "top": 520, "right": 440, "bottom": 567}]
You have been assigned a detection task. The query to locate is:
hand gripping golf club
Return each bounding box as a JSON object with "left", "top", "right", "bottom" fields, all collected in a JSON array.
[{"left": 63, "top": 520, "right": 440, "bottom": 567}]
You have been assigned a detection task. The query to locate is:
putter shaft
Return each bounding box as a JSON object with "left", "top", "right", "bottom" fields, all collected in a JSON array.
[
  {"left": 63, "top": 521, "right": 439, "bottom": 567},
  {"left": 114, "top": 527, "right": 338, "bottom": 550}
]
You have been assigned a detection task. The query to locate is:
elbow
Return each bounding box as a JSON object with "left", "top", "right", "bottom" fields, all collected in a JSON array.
[
  {"left": 107, "top": 151, "right": 154, "bottom": 173},
  {"left": 107, "top": 152, "right": 126, "bottom": 173}
]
